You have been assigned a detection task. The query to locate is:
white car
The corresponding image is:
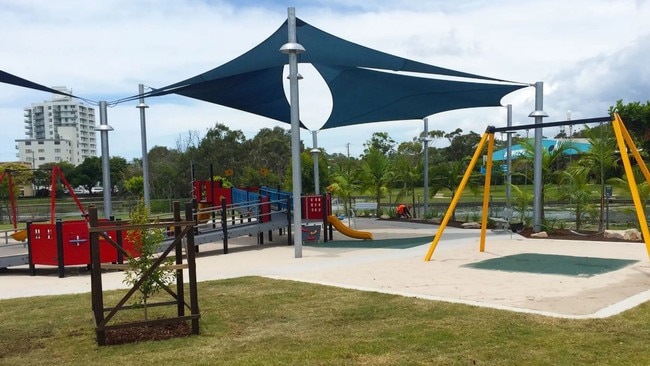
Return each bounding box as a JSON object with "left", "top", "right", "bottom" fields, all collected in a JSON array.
[
  {"left": 91, "top": 186, "right": 104, "bottom": 194},
  {"left": 73, "top": 186, "right": 90, "bottom": 195}
]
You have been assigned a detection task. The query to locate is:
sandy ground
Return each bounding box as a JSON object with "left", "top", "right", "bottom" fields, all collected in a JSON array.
[{"left": 1, "top": 218, "right": 649, "bottom": 319}]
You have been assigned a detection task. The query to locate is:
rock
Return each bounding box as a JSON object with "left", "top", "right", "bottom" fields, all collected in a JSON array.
[
  {"left": 429, "top": 217, "right": 442, "bottom": 224},
  {"left": 461, "top": 222, "right": 481, "bottom": 229},
  {"left": 530, "top": 231, "right": 548, "bottom": 238},
  {"left": 604, "top": 230, "right": 625, "bottom": 240},
  {"left": 380, "top": 214, "right": 391, "bottom": 219},
  {"left": 624, "top": 229, "right": 642, "bottom": 241}
]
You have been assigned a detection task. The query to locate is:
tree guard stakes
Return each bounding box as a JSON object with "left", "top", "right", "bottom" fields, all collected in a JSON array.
[
  {"left": 424, "top": 113, "right": 650, "bottom": 261},
  {"left": 89, "top": 202, "right": 200, "bottom": 346}
]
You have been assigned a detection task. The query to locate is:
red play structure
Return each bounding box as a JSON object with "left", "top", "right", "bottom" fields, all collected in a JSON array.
[{"left": 22, "top": 165, "right": 138, "bottom": 277}]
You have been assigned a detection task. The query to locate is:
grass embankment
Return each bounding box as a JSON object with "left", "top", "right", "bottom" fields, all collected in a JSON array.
[{"left": 1, "top": 276, "right": 648, "bottom": 365}]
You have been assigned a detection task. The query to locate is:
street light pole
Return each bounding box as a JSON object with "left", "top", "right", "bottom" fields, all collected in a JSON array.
[
  {"left": 280, "top": 7, "right": 306, "bottom": 258},
  {"left": 136, "top": 84, "right": 151, "bottom": 209},
  {"left": 529, "top": 82, "right": 548, "bottom": 232},
  {"left": 311, "top": 130, "right": 320, "bottom": 195},
  {"left": 506, "top": 104, "right": 512, "bottom": 209},
  {"left": 96, "top": 101, "right": 114, "bottom": 218},
  {"left": 421, "top": 118, "right": 432, "bottom": 219}
]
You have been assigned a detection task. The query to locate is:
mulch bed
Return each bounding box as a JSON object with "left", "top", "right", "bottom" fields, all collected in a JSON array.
[
  {"left": 381, "top": 218, "right": 633, "bottom": 243},
  {"left": 516, "top": 227, "right": 633, "bottom": 242},
  {"left": 104, "top": 321, "right": 192, "bottom": 345}
]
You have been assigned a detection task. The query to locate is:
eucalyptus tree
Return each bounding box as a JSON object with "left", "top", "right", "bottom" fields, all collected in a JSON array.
[
  {"left": 443, "top": 128, "right": 482, "bottom": 162},
  {"left": 363, "top": 132, "right": 396, "bottom": 157},
  {"left": 245, "top": 127, "right": 292, "bottom": 187},
  {"left": 74, "top": 156, "right": 103, "bottom": 193},
  {"left": 109, "top": 156, "right": 129, "bottom": 194},
  {"left": 147, "top": 146, "right": 189, "bottom": 199},
  {"left": 36, "top": 161, "right": 75, "bottom": 192},
  {"left": 300, "top": 150, "right": 329, "bottom": 195},
  {"left": 196, "top": 123, "right": 247, "bottom": 185},
  {"left": 610, "top": 100, "right": 650, "bottom": 154}
]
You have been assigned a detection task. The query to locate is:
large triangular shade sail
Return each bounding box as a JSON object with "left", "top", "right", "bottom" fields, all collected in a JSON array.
[
  {"left": 147, "top": 18, "right": 527, "bottom": 129},
  {"left": 0, "top": 70, "right": 75, "bottom": 98}
]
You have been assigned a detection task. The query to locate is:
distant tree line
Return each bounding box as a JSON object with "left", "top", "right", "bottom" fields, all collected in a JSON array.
[{"left": 1, "top": 100, "right": 649, "bottom": 228}]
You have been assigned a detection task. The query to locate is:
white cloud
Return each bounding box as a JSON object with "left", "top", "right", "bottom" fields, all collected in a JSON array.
[{"left": 1, "top": 0, "right": 649, "bottom": 161}]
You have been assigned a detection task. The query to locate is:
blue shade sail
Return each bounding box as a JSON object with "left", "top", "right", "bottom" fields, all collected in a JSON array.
[{"left": 150, "top": 18, "right": 527, "bottom": 130}]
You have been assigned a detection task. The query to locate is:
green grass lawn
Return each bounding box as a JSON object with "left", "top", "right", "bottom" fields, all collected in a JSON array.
[{"left": 1, "top": 276, "right": 648, "bottom": 365}]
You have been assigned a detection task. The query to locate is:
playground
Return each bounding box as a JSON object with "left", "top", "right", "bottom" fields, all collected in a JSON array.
[
  {"left": 2, "top": 217, "right": 648, "bottom": 319},
  {"left": 0, "top": 167, "right": 375, "bottom": 275}
]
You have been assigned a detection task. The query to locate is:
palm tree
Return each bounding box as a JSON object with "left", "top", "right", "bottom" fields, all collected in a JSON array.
[
  {"left": 552, "top": 167, "right": 597, "bottom": 231},
  {"left": 327, "top": 172, "right": 359, "bottom": 218},
  {"left": 608, "top": 166, "right": 650, "bottom": 217},
  {"left": 508, "top": 183, "right": 533, "bottom": 224},
  {"left": 358, "top": 147, "right": 393, "bottom": 214},
  {"left": 513, "top": 139, "right": 576, "bottom": 221},
  {"left": 572, "top": 125, "right": 618, "bottom": 231}
]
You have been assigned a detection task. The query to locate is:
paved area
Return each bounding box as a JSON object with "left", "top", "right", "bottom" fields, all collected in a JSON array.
[{"left": 1, "top": 218, "right": 649, "bottom": 319}]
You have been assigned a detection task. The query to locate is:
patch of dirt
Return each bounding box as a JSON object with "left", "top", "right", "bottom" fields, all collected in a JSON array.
[
  {"left": 104, "top": 321, "right": 192, "bottom": 345},
  {"left": 381, "top": 218, "right": 634, "bottom": 243},
  {"left": 516, "top": 227, "right": 632, "bottom": 242}
]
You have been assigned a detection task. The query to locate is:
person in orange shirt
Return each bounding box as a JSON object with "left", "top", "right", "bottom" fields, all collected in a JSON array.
[{"left": 396, "top": 204, "right": 411, "bottom": 218}]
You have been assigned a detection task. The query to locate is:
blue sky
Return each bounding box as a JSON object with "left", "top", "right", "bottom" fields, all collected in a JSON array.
[{"left": 1, "top": 0, "right": 649, "bottom": 161}]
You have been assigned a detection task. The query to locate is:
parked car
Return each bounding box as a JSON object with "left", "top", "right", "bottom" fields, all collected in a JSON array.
[
  {"left": 91, "top": 186, "right": 104, "bottom": 194},
  {"left": 73, "top": 186, "right": 90, "bottom": 195}
]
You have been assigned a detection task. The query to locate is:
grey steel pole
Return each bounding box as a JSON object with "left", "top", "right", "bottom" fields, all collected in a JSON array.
[
  {"left": 98, "top": 101, "right": 113, "bottom": 217},
  {"left": 530, "top": 82, "right": 548, "bottom": 232},
  {"left": 506, "top": 104, "right": 512, "bottom": 209},
  {"left": 422, "top": 118, "right": 430, "bottom": 219},
  {"left": 137, "top": 84, "right": 151, "bottom": 209},
  {"left": 280, "top": 7, "right": 306, "bottom": 258},
  {"left": 311, "top": 130, "right": 320, "bottom": 195}
]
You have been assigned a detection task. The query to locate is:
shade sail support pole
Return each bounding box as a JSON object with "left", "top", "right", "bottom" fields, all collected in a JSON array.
[
  {"left": 529, "top": 82, "right": 548, "bottom": 232},
  {"left": 281, "top": 7, "right": 306, "bottom": 258},
  {"left": 97, "top": 101, "right": 114, "bottom": 218}
]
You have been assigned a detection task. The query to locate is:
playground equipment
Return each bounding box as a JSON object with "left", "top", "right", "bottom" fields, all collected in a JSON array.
[
  {"left": 28, "top": 165, "right": 139, "bottom": 276},
  {"left": 0, "top": 168, "right": 374, "bottom": 273},
  {"left": 0, "top": 165, "right": 140, "bottom": 275},
  {"left": 0, "top": 169, "right": 28, "bottom": 241},
  {"left": 301, "top": 192, "right": 373, "bottom": 240},
  {"left": 424, "top": 113, "right": 650, "bottom": 261},
  {"left": 327, "top": 215, "right": 373, "bottom": 240}
]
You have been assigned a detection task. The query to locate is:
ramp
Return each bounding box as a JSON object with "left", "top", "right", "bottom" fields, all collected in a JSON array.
[{"left": 327, "top": 215, "right": 373, "bottom": 240}]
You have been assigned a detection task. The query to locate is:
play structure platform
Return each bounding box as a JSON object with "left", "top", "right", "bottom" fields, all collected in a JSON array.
[{"left": 0, "top": 177, "right": 367, "bottom": 274}]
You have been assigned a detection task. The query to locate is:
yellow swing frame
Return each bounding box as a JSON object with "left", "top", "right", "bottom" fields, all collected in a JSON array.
[{"left": 424, "top": 113, "right": 650, "bottom": 261}]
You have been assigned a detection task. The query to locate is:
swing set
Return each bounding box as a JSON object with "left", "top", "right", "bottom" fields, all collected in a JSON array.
[
  {"left": 424, "top": 113, "right": 650, "bottom": 261},
  {"left": 0, "top": 165, "right": 86, "bottom": 242}
]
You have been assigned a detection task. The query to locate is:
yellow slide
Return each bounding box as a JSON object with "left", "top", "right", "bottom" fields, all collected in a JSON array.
[
  {"left": 11, "top": 230, "right": 27, "bottom": 242},
  {"left": 327, "top": 215, "right": 373, "bottom": 240}
]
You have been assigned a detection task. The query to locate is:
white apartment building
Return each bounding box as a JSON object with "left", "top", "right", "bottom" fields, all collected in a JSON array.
[{"left": 16, "top": 87, "right": 96, "bottom": 167}]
